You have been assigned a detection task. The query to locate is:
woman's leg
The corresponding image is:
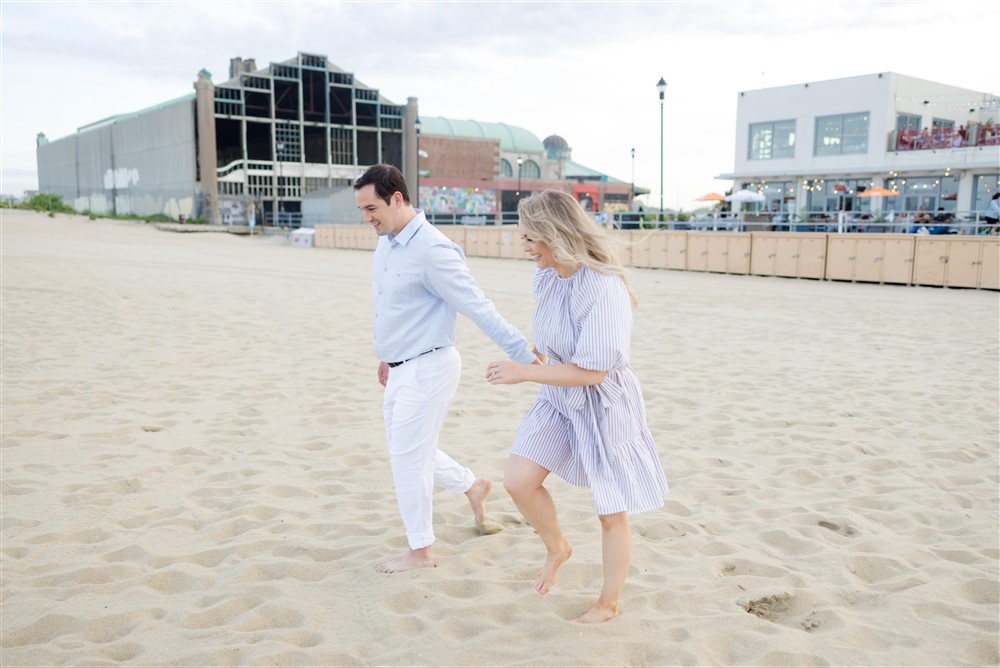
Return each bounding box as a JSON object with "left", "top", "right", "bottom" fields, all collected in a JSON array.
[
  {"left": 574, "top": 512, "right": 632, "bottom": 623},
  {"left": 504, "top": 454, "right": 573, "bottom": 595}
]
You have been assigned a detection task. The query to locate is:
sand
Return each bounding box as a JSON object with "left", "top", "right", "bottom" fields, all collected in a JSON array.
[{"left": 1, "top": 210, "right": 998, "bottom": 667}]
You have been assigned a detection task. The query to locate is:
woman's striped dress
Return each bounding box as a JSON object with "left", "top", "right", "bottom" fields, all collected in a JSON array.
[{"left": 511, "top": 267, "right": 669, "bottom": 516}]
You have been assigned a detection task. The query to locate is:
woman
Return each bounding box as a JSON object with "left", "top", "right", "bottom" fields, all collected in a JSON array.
[{"left": 486, "top": 190, "right": 668, "bottom": 623}]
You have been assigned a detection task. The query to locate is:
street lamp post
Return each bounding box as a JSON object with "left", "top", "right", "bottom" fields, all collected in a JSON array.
[
  {"left": 630, "top": 146, "right": 635, "bottom": 204},
  {"left": 414, "top": 116, "right": 422, "bottom": 210},
  {"left": 516, "top": 156, "right": 523, "bottom": 201},
  {"left": 657, "top": 77, "right": 666, "bottom": 227},
  {"left": 275, "top": 140, "right": 284, "bottom": 227}
]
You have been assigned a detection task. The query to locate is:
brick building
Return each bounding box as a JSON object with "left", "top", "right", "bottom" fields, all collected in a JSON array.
[{"left": 417, "top": 117, "right": 638, "bottom": 225}]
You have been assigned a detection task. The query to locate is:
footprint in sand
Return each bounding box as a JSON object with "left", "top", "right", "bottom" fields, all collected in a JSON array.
[
  {"left": 741, "top": 592, "right": 842, "bottom": 634},
  {"left": 475, "top": 516, "right": 504, "bottom": 535},
  {"left": 818, "top": 519, "right": 857, "bottom": 537},
  {"left": 473, "top": 512, "right": 527, "bottom": 535}
]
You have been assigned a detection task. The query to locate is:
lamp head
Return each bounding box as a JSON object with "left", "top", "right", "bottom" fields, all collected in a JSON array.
[{"left": 656, "top": 77, "right": 667, "bottom": 100}]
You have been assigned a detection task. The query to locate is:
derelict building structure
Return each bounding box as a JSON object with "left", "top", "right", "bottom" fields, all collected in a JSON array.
[{"left": 36, "top": 52, "right": 417, "bottom": 225}]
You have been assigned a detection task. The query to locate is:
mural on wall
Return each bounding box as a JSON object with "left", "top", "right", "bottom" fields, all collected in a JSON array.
[
  {"left": 219, "top": 198, "right": 247, "bottom": 225},
  {"left": 421, "top": 187, "right": 496, "bottom": 214}
]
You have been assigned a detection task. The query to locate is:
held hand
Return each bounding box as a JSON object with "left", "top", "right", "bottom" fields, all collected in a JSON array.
[
  {"left": 485, "top": 360, "right": 526, "bottom": 385},
  {"left": 532, "top": 346, "right": 547, "bottom": 365},
  {"left": 377, "top": 361, "right": 389, "bottom": 388}
]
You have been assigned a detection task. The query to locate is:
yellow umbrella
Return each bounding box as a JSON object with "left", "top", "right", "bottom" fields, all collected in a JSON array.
[
  {"left": 695, "top": 192, "right": 727, "bottom": 201},
  {"left": 858, "top": 187, "right": 899, "bottom": 198}
]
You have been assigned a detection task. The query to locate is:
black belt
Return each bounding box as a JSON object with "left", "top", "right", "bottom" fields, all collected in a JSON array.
[{"left": 387, "top": 347, "right": 444, "bottom": 368}]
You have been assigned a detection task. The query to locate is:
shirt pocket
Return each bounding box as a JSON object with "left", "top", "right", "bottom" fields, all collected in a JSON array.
[{"left": 394, "top": 272, "right": 425, "bottom": 300}]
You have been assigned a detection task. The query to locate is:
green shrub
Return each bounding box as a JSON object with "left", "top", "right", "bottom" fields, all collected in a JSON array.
[{"left": 20, "top": 193, "right": 76, "bottom": 214}]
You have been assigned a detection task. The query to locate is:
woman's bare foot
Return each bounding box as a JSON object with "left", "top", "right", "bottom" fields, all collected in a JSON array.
[
  {"left": 572, "top": 601, "right": 620, "bottom": 623},
  {"left": 466, "top": 478, "right": 503, "bottom": 535},
  {"left": 535, "top": 540, "right": 572, "bottom": 595},
  {"left": 375, "top": 548, "right": 435, "bottom": 573}
]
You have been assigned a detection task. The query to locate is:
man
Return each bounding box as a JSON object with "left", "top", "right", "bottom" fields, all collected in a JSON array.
[
  {"left": 929, "top": 207, "right": 955, "bottom": 235},
  {"left": 355, "top": 164, "right": 537, "bottom": 573},
  {"left": 909, "top": 205, "right": 932, "bottom": 233}
]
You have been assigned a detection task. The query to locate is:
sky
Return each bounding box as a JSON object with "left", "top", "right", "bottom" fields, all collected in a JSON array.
[{"left": 1, "top": 0, "right": 996, "bottom": 212}]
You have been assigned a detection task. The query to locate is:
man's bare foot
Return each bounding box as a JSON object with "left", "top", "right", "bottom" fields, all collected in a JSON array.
[
  {"left": 572, "top": 602, "right": 620, "bottom": 624},
  {"left": 534, "top": 540, "right": 572, "bottom": 595},
  {"left": 466, "top": 478, "right": 503, "bottom": 535},
  {"left": 375, "top": 548, "right": 435, "bottom": 574}
]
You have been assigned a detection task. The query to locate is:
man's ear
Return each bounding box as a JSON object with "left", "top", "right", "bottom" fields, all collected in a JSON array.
[{"left": 391, "top": 191, "right": 404, "bottom": 207}]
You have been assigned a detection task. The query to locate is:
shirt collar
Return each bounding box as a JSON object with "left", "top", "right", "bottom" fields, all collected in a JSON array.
[{"left": 388, "top": 209, "right": 427, "bottom": 247}]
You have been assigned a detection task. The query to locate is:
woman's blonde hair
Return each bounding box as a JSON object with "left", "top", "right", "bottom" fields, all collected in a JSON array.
[{"left": 518, "top": 189, "right": 637, "bottom": 307}]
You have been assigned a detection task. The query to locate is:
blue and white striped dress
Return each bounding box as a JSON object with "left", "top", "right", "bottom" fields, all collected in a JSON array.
[{"left": 511, "top": 267, "right": 669, "bottom": 516}]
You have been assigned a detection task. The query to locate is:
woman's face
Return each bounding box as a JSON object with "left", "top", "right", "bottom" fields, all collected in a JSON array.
[{"left": 519, "top": 224, "right": 556, "bottom": 270}]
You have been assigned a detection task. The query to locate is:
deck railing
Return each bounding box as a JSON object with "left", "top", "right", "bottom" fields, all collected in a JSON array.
[{"left": 894, "top": 126, "right": 999, "bottom": 151}]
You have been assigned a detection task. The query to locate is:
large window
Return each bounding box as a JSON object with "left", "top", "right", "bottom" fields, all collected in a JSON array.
[
  {"left": 499, "top": 158, "right": 513, "bottom": 178},
  {"left": 972, "top": 174, "right": 999, "bottom": 215},
  {"left": 803, "top": 178, "right": 878, "bottom": 213},
  {"left": 748, "top": 120, "right": 796, "bottom": 160},
  {"left": 886, "top": 175, "right": 959, "bottom": 213},
  {"left": 896, "top": 113, "right": 920, "bottom": 133},
  {"left": 520, "top": 160, "right": 541, "bottom": 179},
  {"left": 814, "top": 112, "right": 869, "bottom": 156},
  {"left": 743, "top": 180, "right": 795, "bottom": 212}
]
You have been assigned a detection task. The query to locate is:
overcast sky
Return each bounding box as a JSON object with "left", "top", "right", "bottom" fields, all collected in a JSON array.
[{"left": 1, "top": 0, "right": 995, "bottom": 210}]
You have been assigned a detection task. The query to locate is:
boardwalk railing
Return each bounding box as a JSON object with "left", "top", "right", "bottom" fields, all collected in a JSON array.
[{"left": 312, "top": 225, "right": 999, "bottom": 290}]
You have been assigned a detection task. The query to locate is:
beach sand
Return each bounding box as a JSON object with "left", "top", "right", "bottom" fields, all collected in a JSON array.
[{"left": 2, "top": 210, "right": 997, "bottom": 666}]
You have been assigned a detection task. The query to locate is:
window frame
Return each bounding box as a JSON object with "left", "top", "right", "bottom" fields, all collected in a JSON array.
[
  {"left": 814, "top": 112, "right": 870, "bottom": 156},
  {"left": 896, "top": 113, "right": 920, "bottom": 133},
  {"left": 748, "top": 119, "right": 796, "bottom": 160}
]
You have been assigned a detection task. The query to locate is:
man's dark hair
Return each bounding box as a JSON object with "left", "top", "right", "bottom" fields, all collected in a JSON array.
[{"left": 353, "top": 164, "right": 410, "bottom": 205}]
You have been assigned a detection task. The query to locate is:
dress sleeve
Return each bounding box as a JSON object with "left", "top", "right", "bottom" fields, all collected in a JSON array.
[
  {"left": 570, "top": 273, "right": 632, "bottom": 372},
  {"left": 532, "top": 268, "right": 547, "bottom": 296}
]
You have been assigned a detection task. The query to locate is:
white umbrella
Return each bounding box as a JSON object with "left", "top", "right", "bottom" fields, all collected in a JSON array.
[
  {"left": 726, "top": 189, "right": 767, "bottom": 203},
  {"left": 726, "top": 190, "right": 766, "bottom": 229}
]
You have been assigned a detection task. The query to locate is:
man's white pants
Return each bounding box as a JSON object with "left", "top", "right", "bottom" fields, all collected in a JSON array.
[{"left": 382, "top": 346, "right": 475, "bottom": 550}]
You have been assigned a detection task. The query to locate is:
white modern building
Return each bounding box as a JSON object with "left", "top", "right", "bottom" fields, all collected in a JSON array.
[{"left": 720, "top": 72, "right": 999, "bottom": 222}]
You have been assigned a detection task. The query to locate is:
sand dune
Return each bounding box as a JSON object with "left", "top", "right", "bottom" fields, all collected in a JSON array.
[{"left": 2, "top": 211, "right": 997, "bottom": 666}]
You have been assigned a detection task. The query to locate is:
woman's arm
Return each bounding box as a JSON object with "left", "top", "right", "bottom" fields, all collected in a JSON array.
[{"left": 486, "top": 360, "right": 606, "bottom": 387}]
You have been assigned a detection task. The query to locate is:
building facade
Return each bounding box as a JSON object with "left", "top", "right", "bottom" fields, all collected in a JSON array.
[
  {"left": 37, "top": 53, "right": 413, "bottom": 224},
  {"left": 720, "top": 72, "right": 1000, "bottom": 221},
  {"left": 36, "top": 93, "right": 200, "bottom": 219}
]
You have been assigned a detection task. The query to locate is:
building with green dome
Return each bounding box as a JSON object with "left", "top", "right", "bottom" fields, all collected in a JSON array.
[{"left": 415, "top": 118, "right": 637, "bottom": 224}]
